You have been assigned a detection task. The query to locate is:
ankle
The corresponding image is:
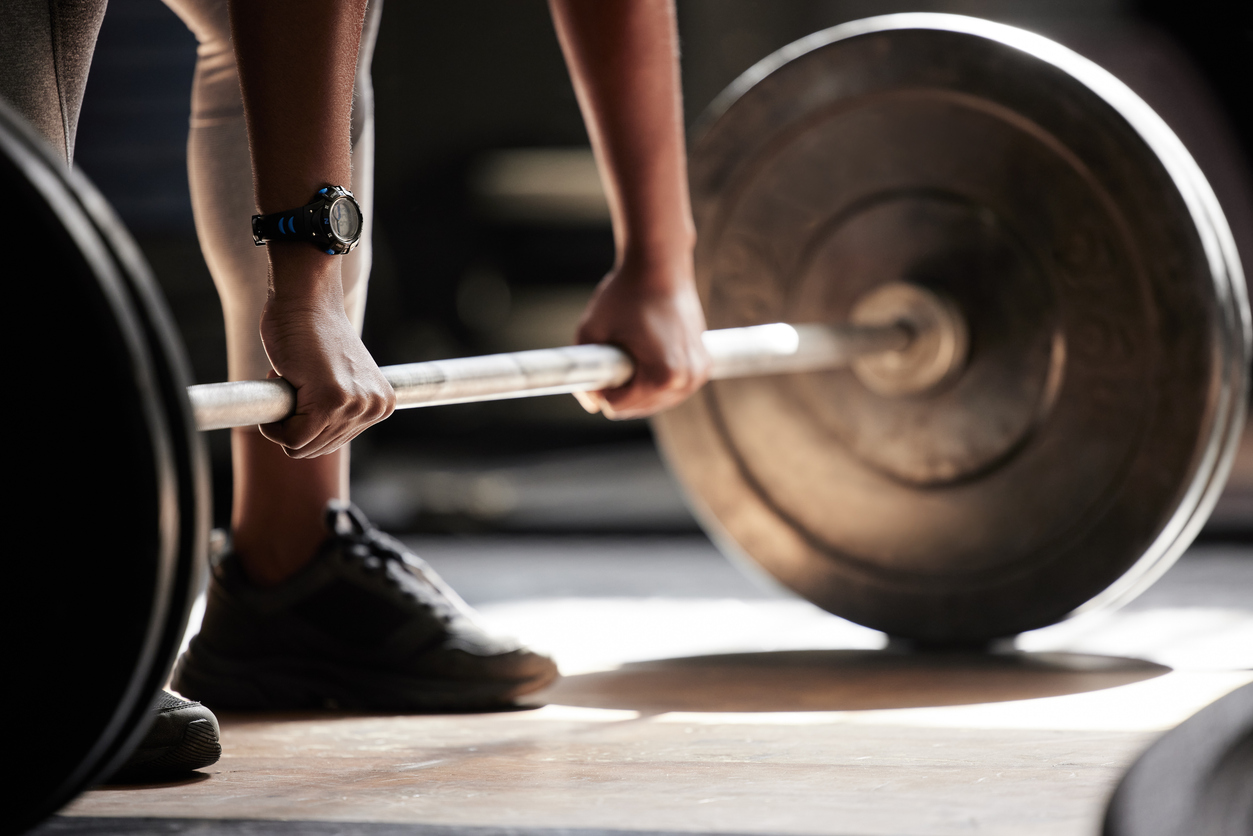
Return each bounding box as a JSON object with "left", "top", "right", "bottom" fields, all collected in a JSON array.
[{"left": 231, "top": 528, "right": 326, "bottom": 587}]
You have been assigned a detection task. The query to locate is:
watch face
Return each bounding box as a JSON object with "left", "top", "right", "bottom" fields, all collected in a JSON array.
[{"left": 328, "top": 197, "right": 361, "bottom": 241}]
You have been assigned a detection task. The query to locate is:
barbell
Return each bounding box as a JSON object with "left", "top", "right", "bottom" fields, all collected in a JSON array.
[
  {"left": 187, "top": 280, "right": 962, "bottom": 429},
  {"left": 10, "top": 12, "right": 1251, "bottom": 834}
]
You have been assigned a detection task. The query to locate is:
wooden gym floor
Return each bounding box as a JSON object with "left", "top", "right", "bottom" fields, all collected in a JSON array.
[{"left": 41, "top": 537, "right": 1253, "bottom": 836}]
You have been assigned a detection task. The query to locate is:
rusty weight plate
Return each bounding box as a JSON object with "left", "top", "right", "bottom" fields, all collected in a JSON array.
[{"left": 653, "top": 14, "right": 1250, "bottom": 642}]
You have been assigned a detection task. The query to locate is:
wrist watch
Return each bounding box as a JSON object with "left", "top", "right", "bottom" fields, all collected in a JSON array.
[{"left": 251, "top": 185, "right": 363, "bottom": 255}]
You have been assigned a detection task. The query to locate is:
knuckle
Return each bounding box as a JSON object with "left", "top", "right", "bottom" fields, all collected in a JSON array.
[
  {"left": 328, "top": 391, "right": 353, "bottom": 412},
  {"left": 656, "top": 372, "right": 684, "bottom": 394}
]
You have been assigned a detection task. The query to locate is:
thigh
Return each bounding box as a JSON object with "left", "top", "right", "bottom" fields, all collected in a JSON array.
[{"left": 0, "top": 0, "right": 109, "bottom": 162}]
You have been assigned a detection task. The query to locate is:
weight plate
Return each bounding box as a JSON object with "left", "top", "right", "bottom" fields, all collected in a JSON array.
[
  {"left": 653, "top": 14, "right": 1250, "bottom": 642},
  {"left": 1104, "top": 683, "right": 1253, "bottom": 836},
  {"left": 75, "top": 137, "right": 211, "bottom": 790},
  {"left": 5, "top": 98, "right": 204, "bottom": 834}
]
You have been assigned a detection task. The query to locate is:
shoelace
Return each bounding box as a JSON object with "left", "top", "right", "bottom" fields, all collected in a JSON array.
[{"left": 325, "top": 501, "right": 465, "bottom": 625}]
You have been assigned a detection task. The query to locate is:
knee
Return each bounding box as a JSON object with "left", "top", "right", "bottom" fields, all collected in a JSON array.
[{"left": 161, "top": 0, "right": 232, "bottom": 59}]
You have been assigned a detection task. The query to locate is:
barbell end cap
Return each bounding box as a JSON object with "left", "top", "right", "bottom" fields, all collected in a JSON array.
[{"left": 849, "top": 282, "right": 970, "bottom": 397}]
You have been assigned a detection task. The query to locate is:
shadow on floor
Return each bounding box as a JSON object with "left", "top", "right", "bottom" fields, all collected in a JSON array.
[
  {"left": 93, "top": 771, "right": 212, "bottom": 791},
  {"left": 534, "top": 649, "right": 1170, "bottom": 713},
  {"left": 38, "top": 818, "right": 768, "bottom": 836}
]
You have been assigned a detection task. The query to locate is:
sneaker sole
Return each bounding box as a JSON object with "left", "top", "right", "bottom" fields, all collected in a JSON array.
[
  {"left": 104, "top": 718, "right": 222, "bottom": 783},
  {"left": 172, "top": 643, "right": 559, "bottom": 712}
]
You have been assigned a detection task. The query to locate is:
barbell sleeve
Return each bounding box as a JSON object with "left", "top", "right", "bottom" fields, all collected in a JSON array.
[{"left": 187, "top": 321, "right": 911, "bottom": 432}]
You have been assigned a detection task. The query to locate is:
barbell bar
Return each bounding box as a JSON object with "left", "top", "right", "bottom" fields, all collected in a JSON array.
[{"left": 188, "top": 281, "right": 964, "bottom": 432}]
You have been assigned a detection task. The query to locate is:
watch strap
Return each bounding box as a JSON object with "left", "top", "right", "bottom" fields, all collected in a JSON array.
[{"left": 252, "top": 205, "right": 314, "bottom": 246}]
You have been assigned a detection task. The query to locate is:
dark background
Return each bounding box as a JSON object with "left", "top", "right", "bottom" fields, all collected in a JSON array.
[{"left": 72, "top": 0, "right": 1253, "bottom": 534}]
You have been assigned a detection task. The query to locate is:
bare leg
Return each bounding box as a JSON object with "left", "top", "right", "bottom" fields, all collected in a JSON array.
[
  {"left": 164, "top": 0, "right": 381, "bottom": 586},
  {"left": 229, "top": 430, "right": 347, "bottom": 585}
]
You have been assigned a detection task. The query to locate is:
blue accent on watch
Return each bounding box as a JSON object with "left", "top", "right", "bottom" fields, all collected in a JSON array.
[
  {"left": 278, "top": 217, "right": 287, "bottom": 234},
  {"left": 325, "top": 249, "right": 336, "bottom": 255}
]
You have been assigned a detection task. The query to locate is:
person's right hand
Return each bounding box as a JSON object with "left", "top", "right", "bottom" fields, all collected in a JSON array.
[{"left": 256, "top": 249, "right": 395, "bottom": 458}]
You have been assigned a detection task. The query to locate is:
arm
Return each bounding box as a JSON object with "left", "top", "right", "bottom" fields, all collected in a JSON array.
[
  {"left": 549, "top": 0, "right": 710, "bottom": 419},
  {"left": 228, "top": 0, "right": 394, "bottom": 457}
]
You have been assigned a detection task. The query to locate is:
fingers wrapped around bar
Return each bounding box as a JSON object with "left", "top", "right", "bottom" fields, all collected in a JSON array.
[{"left": 257, "top": 263, "right": 394, "bottom": 458}]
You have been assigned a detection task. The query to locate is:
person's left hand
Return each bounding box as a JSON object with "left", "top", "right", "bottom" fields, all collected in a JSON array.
[{"left": 573, "top": 251, "right": 710, "bottom": 419}]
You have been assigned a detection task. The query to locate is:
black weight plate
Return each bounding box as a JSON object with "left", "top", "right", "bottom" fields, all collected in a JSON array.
[
  {"left": 1104, "top": 682, "right": 1253, "bottom": 836},
  {"left": 653, "top": 14, "right": 1250, "bottom": 642},
  {"left": 73, "top": 143, "right": 211, "bottom": 791},
  {"left": 3, "top": 100, "right": 196, "bottom": 834}
]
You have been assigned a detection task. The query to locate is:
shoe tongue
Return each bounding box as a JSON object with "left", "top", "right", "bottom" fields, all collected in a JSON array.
[
  {"left": 332, "top": 510, "right": 353, "bottom": 537},
  {"left": 326, "top": 501, "right": 372, "bottom": 539}
]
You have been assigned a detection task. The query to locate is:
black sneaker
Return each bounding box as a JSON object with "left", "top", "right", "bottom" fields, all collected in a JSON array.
[
  {"left": 171, "top": 502, "right": 558, "bottom": 711},
  {"left": 104, "top": 690, "right": 221, "bottom": 783}
]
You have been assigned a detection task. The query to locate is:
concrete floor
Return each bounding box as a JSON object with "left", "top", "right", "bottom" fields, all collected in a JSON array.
[{"left": 46, "top": 540, "right": 1253, "bottom": 836}]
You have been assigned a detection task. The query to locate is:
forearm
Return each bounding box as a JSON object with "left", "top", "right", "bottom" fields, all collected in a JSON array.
[
  {"left": 549, "top": 0, "right": 696, "bottom": 286},
  {"left": 228, "top": 0, "right": 369, "bottom": 299}
]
